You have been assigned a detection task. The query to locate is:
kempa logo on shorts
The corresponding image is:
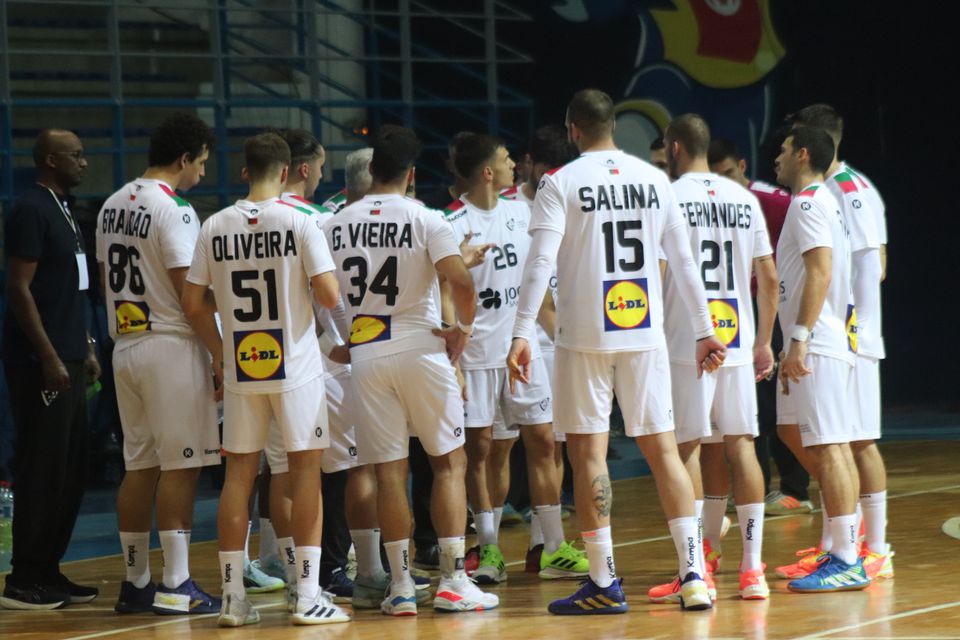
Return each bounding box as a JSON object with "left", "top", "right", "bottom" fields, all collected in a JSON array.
[
  {"left": 204, "top": 448, "right": 220, "bottom": 455},
  {"left": 348, "top": 446, "right": 358, "bottom": 457},
  {"left": 454, "top": 427, "right": 463, "bottom": 437},
  {"left": 315, "top": 427, "right": 323, "bottom": 438},
  {"left": 183, "top": 447, "right": 194, "bottom": 458}
]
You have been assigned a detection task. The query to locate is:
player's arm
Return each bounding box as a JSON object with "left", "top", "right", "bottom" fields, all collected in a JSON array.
[
  {"left": 851, "top": 246, "right": 882, "bottom": 349},
  {"left": 310, "top": 271, "right": 340, "bottom": 309},
  {"left": 753, "top": 254, "right": 778, "bottom": 381},
  {"left": 181, "top": 281, "right": 224, "bottom": 398},
  {"left": 433, "top": 254, "right": 476, "bottom": 363},
  {"left": 536, "top": 289, "right": 556, "bottom": 340},
  {"left": 880, "top": 244, "right": 887, "bottom": 282},
  {"left": 439, "top": 276, "right": 456, "bottom": 326},
  {"left": 781, "top": 247, "right": 831, "bottom": 384}
]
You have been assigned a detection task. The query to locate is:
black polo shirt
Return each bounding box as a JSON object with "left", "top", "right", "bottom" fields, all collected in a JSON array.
[{"left": 2, "top": 185, "right": 89, "bottom": 364}]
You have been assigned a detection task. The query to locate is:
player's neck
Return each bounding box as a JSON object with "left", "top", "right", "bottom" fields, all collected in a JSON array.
[
  {"left": 284, "top": 181, "right": 307, "bottom": 199},
  {"left": 680, "top": 157, "right": 711, "bottom": 175},
  {"left": 462, "top": 183, "right": 499, "bottom": 211},
  {"left": 246, "top": 180, "right": 284, "bottom": 203},
  {"left": 793, "top": 170, "right": 823, "bottom": 194},
  {"left": 369, "top": 180, "right": 408, "bottom": 196},
  {"left": 142, "top": 166, "right": 181, "bottom": 190},
  {"left": 521, "top": 181, "right": 536, "bottom": 201},
  {"left": 735, "top": 174, "right": 750, "bottom": 188},
  {"left": 579, "top": 137, "right": 617, "bottom": 153},
  {"left": 826, "top": 157, "right": 842, "bottom": 177}
]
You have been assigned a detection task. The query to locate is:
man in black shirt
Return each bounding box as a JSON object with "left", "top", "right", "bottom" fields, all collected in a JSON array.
[{"left": 1, "top": 129, "right": 102, "bottom": 610}]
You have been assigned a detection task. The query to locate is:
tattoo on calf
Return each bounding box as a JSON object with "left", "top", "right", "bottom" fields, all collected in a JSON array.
[{"left": 592, "top": 474, "right": 612, "bottom": 518}]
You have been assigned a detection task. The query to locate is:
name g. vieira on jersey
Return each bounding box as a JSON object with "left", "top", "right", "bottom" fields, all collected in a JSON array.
[
  {"left": 577, "top": 182, "right": 661, "bottom": 213},
  {"left": 212, "top": 229, "right": 297, "bottom": 262},
  {"left": 330, "top": 221, "right": 413, "bottom": 250},
  {"left": 100, "top": 206, "right": 152, "bottom": 239},
  {"left": 679, "top": 199, "right": 754, "bottom": 229}
]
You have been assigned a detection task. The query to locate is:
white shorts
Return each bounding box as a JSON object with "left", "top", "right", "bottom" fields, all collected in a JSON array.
[
  {"left": 554, "top": 346, "right": 674, "bottom": 438},
  {"left": 542, "top": 347, "right": 565, "bottom": 443},
  {"left": 351, "top": 348, "right": 465, "bottom": 465},
  {"left": 492, "top": 421, "right": 520, "bottom": 442},
  {"left": 261, "top": 369, "right": 359, "bottom": 474},
  {"left": 850, "top": 356, "right": 881, "bottom": 442},
  {"left": 776, "top": 354, "right": 853, "bottom": 447},
  {"left": 671, "top": 363, "right": 759, "bottom": 444},
  {"left": 463, "top": 358, "right": 553, "bottom": 429},
  {"left": 223, "top": 376, "right": 330, "bottom": 456},
  {"left": 114, "top": 335, "right": 220, "bottom": 471}
]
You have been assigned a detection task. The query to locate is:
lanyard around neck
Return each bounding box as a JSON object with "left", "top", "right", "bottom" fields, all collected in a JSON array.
[{"left": 41, "top": 185, "right": 82, "bottom": 252}]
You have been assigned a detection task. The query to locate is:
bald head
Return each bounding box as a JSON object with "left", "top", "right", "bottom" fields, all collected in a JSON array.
[
  {"left": 33, "top": 129, "right": 81, "bottom": 167},
  {"left": 33, "top": 129, "right": 86, "bottom": 191}
]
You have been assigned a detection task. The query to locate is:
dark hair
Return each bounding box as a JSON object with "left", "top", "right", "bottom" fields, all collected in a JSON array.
[
  {"left": 665, "top": 113, "right": 710, "bottom": 158},
  {"left": 786, "top": 126, "right": 835, "bottom": 175},
  {"left": 708, "top": 138, "right": 743, "bottom": 165},
  {"left": 282, "top": 129, "right": 323, "bottom": 165},
  {"left": 529, "top": 125, "right": 576, "bottom": 167},
  {"left": 148, "top": 113, "right": 215, "bottom": 167},
  {"left": 369, "top": 124, "right": 421, "bottom": 183},
  {"left": 448, "top": 130, "right": 474, "bottom": 155},
  {"left": 566, "top": 89, "right": 615, "bottom": 138},
  {"left": 453, "top": 133, "right": 504, "bottom": 181},
  {"left": 785, "top": 104, "right": 844, "bottom": 143},
  {"left": 244, "top": 132, "right": 290, "bottom": 182},
  {"left": 649, "top": 136, "right": 665, "bottom": 152}
]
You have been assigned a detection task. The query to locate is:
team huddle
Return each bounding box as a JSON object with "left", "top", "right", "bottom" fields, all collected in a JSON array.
[{"left": 95, "top": 88, "right": 890, "bottom": 626}]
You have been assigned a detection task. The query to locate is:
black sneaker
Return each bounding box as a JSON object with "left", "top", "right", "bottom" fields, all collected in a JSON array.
[
  {"left": 115, "top": 580, "right": 157, "bottom": 613},
  {"left": 52, "top": 573, "right": 99, "bottom": 604},
  {"left": 0, "top": 582, "right": 69, "bottom": 610},
  {"left": 413, "top": 544, "right": 440, "bottom": 570},
  {"left": 320, "top": 568, "right": 353, "bottom": 604}
]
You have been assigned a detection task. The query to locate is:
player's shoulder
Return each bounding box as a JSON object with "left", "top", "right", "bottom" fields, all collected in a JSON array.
[
  {"left": 748, "top": 179, "right": 789, "bottom": 198},
  {"left": 147, "top": 180, "right": 193, "bottom": 208},
  {"left": 441, "top": 197, "right": 469, "bottom": 222},
  {"left": 499, "top": 185, "right": 521, "bottom": 200},
  {"left": 793, "top": 183, "right": 836, "bottom": 215}
]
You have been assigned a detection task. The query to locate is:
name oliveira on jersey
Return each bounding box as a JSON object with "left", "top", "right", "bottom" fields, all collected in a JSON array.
[{"left": 212, "top": 229, "right": 297, "bottom": 261}]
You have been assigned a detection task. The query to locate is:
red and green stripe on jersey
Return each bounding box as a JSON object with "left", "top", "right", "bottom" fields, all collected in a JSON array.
[
  {"left": 833, "top": 171, "right": 862, "bottom": 194},
  {"left": 158, "top": 183, "right": 190, "bottom": 207},
  {"left": 797, "top": 185, "right": 820, "bottom": 198},
  {"left": 442, "top": 198, "right": 466, "bottom": 218},
  {"left": 286, "top": 194, "right": 332, "bottom": 216}
]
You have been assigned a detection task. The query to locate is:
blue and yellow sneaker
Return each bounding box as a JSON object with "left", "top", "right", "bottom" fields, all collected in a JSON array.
[
  {"left": 788, "top": 554, "right": 871, "bottom": 593},
  {"left": 152, "top": 578, "right": 221, "bottom": 615},
  {"left": 547, "top": 577, "right": 628, "bottom": 615}
]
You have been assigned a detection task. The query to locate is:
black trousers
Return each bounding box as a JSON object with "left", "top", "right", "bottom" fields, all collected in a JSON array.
[
  {"left": 409, "top": 438, "right": 437, "bottom": 550},
  {"left": 320, "top": 469, "right": 350, "bottom": 577},
  {"left": 6, "top": 359, "right": 88, "bottom": 584}
]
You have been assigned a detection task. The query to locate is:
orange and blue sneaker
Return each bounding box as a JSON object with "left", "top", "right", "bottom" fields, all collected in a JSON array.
[
  {"left": 860, "top": 545, "right": 894, "bottom": 580},
  {"left": 152, "top": 578, "right": 221, "bottom": 615},
  {"left": 739, "top": 565, "right": 769, "bottom": 600},
  {"left": 540, "top": 541, "right": 590, "bottom": 580},
  {"left": 775, "top": 545, "right": 827, "bottom": 579},
  {"left": 548, "top": 577, "right": 628, "bottom": 615},
  {"left": 704, "top": 539, "right": 722, "bottom": 575},
  {"left": 788, "top": 553, "right": 870, "bottom": 592},
  {"left": 647, "top": 572, "right": 716, "bottom": 604}
]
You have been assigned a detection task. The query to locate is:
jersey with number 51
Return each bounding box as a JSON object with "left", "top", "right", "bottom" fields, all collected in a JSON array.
[
  {"left": 186, "top": 198, "right": 335, "bottom": 394},
  {"left": 324, "top": 194, "right": 461, "bottom": 363}
]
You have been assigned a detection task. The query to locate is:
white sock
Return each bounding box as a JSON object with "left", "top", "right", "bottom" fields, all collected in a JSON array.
[
  {"left": 702, "top": 495, "right": 726, "bottom": 551},
  {"left": 828, "top": 514, "right": 858, "bottom": 564},
  {"left": 535, "top": 504, "right": 564, "bottom": 554},
  {"left": 529, "top": 510, "right": 544, "bottom": 549},
  {"left": 582, "top": 526, "right": 615, "bottom": 588},
  {"left": 158, "top": 529, "right": 190, "bottom": 589},
  {"left": 475, "top": 510, "right": 496, "bottom": 546},
  {"left": 736, "top": 503, "right": 764, "bottom": 571},
  {"left": 278, "top": 536, "right": 297, "bottom": 585},
  {"left": 295, "top": 546, "right": 322, "bottom": 601},
  {"left": 860, "top": 491, "right": 888, "bottom": 554},
  {"left": 384, "top": 539, "right": 412, "bottom": 586},
  {"left": 668, "top": 516, "right": 704, "bottom": 580},
  {"left": 493, "top": 506, "right": 504, "bottom": 533},
  {"left": 119, "top": 531, "right": 151, "bottom": 588},
  {"left": 820, "top": 492, "right": 833, "bottom": 551},
  {"left": 350, "top": 528, "right": 385, "bottom": 578},
  {"left": 219, "top": 550, "right": 245, "bottom": 600},
  {"left": 855, "top": 501, "right": 863, "bottom": 541},
  {"left": 258, "top": 518, "right": 279, "bottom": 564},
  {"left": 243, "top": 521, "right": 251, "bottom": 562},
  {"left": 438, "top": 536, "right": 466, "bottom": 580}
]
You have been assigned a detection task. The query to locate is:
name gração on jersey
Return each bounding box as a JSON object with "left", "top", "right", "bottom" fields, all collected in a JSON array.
[
  {"left": 101, "top": 206, "right": 152, "bottom": 238},
  {"left": 212, "top": 230, "right": 297, "bottom": 262},
  {"left": 330, "top": 222, "right": 413, "bottom": 250},
  {"left": 679, "top": 200, "right": 753, "bottom": 229},
  {"left": 578, "top": 183, "right": 660, "bottom": 213}
]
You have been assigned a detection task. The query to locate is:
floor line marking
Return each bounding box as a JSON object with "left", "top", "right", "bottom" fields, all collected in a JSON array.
[
  {"left": 791, "top": 600, "right": 960, "bottom": 639},
  {"left": 63, "top": 602, "right": 284, "bottom": 640}
]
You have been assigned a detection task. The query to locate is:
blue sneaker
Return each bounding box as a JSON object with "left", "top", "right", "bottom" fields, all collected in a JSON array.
[
  {"left": 547, "top": 577, "right": 628, "bottom": 615},
  {"left": 788, "top": 554, "right": 871, "bottom": 593},
  {"left": 115, "top": 581, "right": 156, "bottom": 613},
  {"left": 152, "top": 578, "right": 221, "bottom": 615},
  {"left": 411, "top": 571, "right": 432, "bottom": 590},
  {"left": 321, "top": 568, "right": 354, "bottom": 604}
]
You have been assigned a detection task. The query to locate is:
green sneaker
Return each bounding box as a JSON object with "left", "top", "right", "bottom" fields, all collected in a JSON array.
[
  {"left": 540, "top": 541, "right": 590, "bottom": 580},
  {"left": 472, "top": 544, "right": 507, "bottom": 585}
]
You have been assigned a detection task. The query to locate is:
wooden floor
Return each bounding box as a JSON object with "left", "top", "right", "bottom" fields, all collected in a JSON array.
[{"left": 2, "top": 440, "right": 960, "bottom": 639}]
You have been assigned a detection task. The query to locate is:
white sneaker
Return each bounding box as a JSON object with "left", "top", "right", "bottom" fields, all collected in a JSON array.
[
  {"left": 433, "top": 575, "right": 499, "bottom": 612},
  {"left": 285, "top": 584, "right": 298, "bottom": 613},
  {"left": 291, "top": 591, "right": 351, "bottom": 625},
  {"left": 253, "top": 557, "right": 287, "bottom": 583},
  {"left": 218, "top": 594, "right": 260, "bottom": 627},
  {"left": 381, "top": 580, "right": 418, "bottom": 616},
  {"left": 244, "top": 560, "right": 285, "bottom": 594}
]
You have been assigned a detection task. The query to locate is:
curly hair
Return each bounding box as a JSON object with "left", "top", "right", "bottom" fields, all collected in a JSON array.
[{"left": 148, "top": 113, "right": 216, "bottom": 167}]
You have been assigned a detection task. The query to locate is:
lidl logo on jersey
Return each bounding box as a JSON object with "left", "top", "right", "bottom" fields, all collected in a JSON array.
[
  {"left": 234, "top": 329, "right": 285, "bottom": 382},
  {"left": 603, "top": 278, "right": 651, "bottom": 331},
  {"left": 709, "top": 298, "right": 740, "bottom": 348},
  {"left": 115, "top": 300, "right": 151, "bottom": 334},
  {"left": 349, "top": 314, "right": 391, "bottom": 347},
  {"left": 846, "top": 304, "right": 858, "bottom": 353}
]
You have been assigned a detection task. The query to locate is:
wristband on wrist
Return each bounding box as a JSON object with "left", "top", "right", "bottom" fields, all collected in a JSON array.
[
  {"left": 456, "top": 320, "right": 474, "bottom": 336},
  {"left": 790, "top": 325, "right": 811, "bottom": 343}
]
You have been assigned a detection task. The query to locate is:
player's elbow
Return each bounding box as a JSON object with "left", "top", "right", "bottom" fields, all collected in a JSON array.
[{"left": 313, "top": 276, "right": 340, "bottom": 310}]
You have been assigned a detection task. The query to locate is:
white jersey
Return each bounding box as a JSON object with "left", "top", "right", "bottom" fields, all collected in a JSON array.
[
  {"left": 445, "top": 195, "right": 541, "bottom": 369},
  {"left": 776, "top": 183, "right": 855, "bottom": 365},
  {"left": 186, "top": 198, "right": 335, "bottom": 393},
  {"left": 500, "top": 184, "right": 534, "bottom": 206},
  {"left": 532, "top": 150, "right": 684, "bottom": 352},
  {"left": 826, "top": 163, "right": 886, "bottom": 359},
  {"left": 663, "top": 173, "right": 772, "bottom": 366},
  {"left": 324, "top": 193, "right": 461, "bottom": 363},
  {"left": 96, "top": 179, "right": 200, "bottom": 349}
]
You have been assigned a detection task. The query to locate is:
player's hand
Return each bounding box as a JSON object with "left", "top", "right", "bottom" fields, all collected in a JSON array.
[
  {"left": 695, "top": 335, "right": 727, "bottom": 378},
  {"left": 212, "top": 359, "right": 224, "bottom": 402},
  {"left": 781, "top": 340, "right": 811, "bottom": 384},
  {"left": 460, "top": 232, "right": 496, "bottom": 269},
  {"left": 753, "top": 343, "right": 775, "bottom": 382},
  {"left": 328, "top": 345, "right": 351, "bottom": 365},
  {"left": 778, "top": 351, "right": 790, "bottom": 395},
  {"left": 455, "top": 364, "right": 467, "bottom": 401},
  {"left": 432, "top": 325, "right": 469, "bottom": 364},
  {"left": 507, "top": 337, "right": 531, "bottom": 394},
  {"left": 83, "top": 350, "right": 101, "bottom": 385},
  {"left": 41, "top": 353, "right": 71, "bottom": 391}
]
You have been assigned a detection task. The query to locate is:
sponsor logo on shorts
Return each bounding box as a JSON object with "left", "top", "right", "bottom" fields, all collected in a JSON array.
[
  {"left": 539, "top": 397, "right": 551, "bottom": 412},
  {"left": 846, "top": 304, "right": 858, "bottom": 353},
  {"left": 603, "top": 278, "right": 651, "bottom": 331},
  {"left": 234, "top": 329, "right": 286, "bottom": 382},
  {"left": 349, "top": 314, "right": 391, "bottom": 346},
  {"left": 204, "top": 448, "right": 220, "bottom": 455},
  {"left": 315, "top": 427, "right": 323, "bottom": 438},
  {"left": 348, "top": 446, "right": 358, "bottom": 458},
  {"left": 115, "top": 300, "right": 151, "bottom": 334},
  {"left": 709, "top": 298, "right": 740, "bottom": 348},
  {"left": 183, "top": 447, "right": 194, "bottom": 458},
  {"left": 454, "top": 427, "right": 463, "bottom": 437}
]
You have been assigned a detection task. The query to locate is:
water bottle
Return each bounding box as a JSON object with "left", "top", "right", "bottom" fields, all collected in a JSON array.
[{"left": 0, "top": 481, "right": 12, "bottom": 572}]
